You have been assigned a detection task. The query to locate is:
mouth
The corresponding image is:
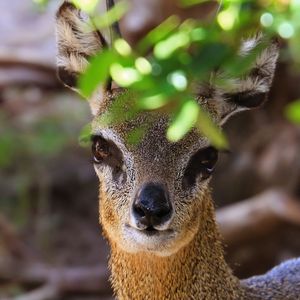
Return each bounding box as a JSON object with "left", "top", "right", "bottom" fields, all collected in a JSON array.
[
  {"left": 125, "top": 224, "right": 174, "bottom": 237},
  {"left": 123, "top": 224, "right": 175, "bottom": 251},
  {"left": 143, "top": 225, "right": 163, "bottom": 236}
]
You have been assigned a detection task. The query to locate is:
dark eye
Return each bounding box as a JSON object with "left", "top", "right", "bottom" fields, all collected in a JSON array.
[
  {"left": 92, "top": 136, "right": 110, "bottom": 164},
  {"left": 182, "top": 146, "right": 218, "bottom": 189},
  {"left": 91, "top": 135, "right": 126, "bottom": 183}
]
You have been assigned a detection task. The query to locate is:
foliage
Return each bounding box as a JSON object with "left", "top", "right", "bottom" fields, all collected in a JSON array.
[
  {"left": 35, "top": 0, "right": 300, "bottom": 146},
  {"left": 0, "top": 95, "right": 86, "bottom": 225},
  {"left": 0, "top": 116, "right": 72, "bottom": 168},
  {"left": 285, "top": 99, "right": 300, "bottom": 123}
]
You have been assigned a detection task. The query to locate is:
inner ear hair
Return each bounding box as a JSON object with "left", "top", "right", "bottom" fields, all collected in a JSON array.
[
  {"left": 225, "top": 90, "right": 267, "bottom": 109},
  {"left": 216, "top": 37, "right": 279, "bottom": 125},
  {"left": 226, "top": 37, "right": 279, "bottom": 109},
  {"left": 56, "top": 1, "right": 106, "bottom": 89}
]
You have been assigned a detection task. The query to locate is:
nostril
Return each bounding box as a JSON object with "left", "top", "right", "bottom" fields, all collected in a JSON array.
[
  {"left": 155, "top": 206, "right": 171, "bottom": 219},
  {"left": 132, "top": 183, "right": 172, "bottom": 228},
  {"left": 133, "top": 204, "right": 146, "bottom": 218}
]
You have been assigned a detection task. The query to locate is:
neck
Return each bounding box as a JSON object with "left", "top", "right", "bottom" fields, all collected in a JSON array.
[{"left": 108, "top": 195, "right": 242, "bottom": 300}]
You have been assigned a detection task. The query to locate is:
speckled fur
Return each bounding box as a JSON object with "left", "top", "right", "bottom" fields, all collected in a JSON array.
[
  {"left": 56, "top": 1, "right": 102, "bottom": 74},
  {"left": 107, "top": 193, "right": 241, "bottom": 300},
  {"left": 242, "top": 258, "right": 300, "bottom": 299},
  {"left": 55, "top": 2, "right": 300, "bottom": 299}
]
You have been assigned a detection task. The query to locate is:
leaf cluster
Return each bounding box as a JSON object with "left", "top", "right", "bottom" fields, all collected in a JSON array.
[{"left": 34, "top": 0, "right": 300, "bottom": 146}]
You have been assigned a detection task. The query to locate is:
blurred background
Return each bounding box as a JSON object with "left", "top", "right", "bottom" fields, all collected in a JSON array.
[{"left": 0, "top": 0, "right": 300, "bottom": 299}]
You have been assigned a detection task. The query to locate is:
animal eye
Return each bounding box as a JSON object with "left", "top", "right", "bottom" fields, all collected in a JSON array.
[
  {"left": 92, "top": 136, "right": 110, "bottom": 164},
  {"left": 183, "top": 146, "right": 218, "bottom": 189}
]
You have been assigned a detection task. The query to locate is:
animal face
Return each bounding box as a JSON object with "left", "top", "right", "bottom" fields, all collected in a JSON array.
[
  {"left": 90, "top": 90, "right": 222, "bottom": 255},
  {"left": 56, "top": 1, "right": 278, "bottom": 256}
]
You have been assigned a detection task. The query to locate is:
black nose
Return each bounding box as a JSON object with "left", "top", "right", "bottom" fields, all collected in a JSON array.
[{"left": 133, "top": 183, "right": 172, "bottom": 229}]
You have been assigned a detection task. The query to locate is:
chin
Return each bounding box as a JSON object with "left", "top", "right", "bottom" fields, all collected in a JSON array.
[{"left": 118, "top": 224, "right": 197, "bottom": 257}]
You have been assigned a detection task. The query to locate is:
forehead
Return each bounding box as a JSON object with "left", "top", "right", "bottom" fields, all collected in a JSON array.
[{"left": 91, "top": 89, "right": 211, "bottom": 158}]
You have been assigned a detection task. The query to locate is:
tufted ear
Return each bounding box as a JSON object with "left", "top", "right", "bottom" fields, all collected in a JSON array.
[
  {"left": 216, "top": 37, "right": 279, "bottom": 125},
  {"left": 56, "top": 1, "right": 107, "bottom": 114}
]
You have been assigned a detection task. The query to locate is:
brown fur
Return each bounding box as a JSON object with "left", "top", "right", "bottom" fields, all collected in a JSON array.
[
  {"left": 54, "top": 2, "right": 300, "bottom": 300},
  {"left": 108, "top": 191, "right": 242, "bottom": 300}
]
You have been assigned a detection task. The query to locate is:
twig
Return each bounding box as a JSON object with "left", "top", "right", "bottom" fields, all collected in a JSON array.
[
  {"left": 14, "top": 283, "right": 59, "bottom": 300},
  {"left": 217, "top": 189, "right": 300, "bottom": 246},
  {"left": 0, "top": 50, "right": 60, "bottom": 88},
  {"left": 0, "top": 262, "right": 111, "bottom": 296},
  {"left": 0, "top": 68, "right": 59, "bottom": 88},
  {"left": 0, "top": 50, "right": 55, "bottom": 71}
]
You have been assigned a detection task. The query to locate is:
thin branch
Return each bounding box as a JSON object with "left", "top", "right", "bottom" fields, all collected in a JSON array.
[
  {"left": 0, "top": 51, "right": 60, "bottom": 88},
  {"left": 217, "top": 189, "right": 300, "bottom": 246},
  {"left": 0, "top": 262, "right": 111, "bottom": 295},
  {"left": 0, "top": 50, "right": 55, "bottom": 71},
  {"left": 14, "top": 283, "right": 59, "bottom": 300}
]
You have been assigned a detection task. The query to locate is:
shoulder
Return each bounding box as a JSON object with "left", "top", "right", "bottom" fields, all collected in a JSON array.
[{"left": 241, "top": 258, "right": 300, "bottom": 300}]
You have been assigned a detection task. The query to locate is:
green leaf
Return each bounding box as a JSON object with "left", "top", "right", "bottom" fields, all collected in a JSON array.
[
  {"left": 97, "top": 91, "right": 140, "bottom": 126},
  {"left": 33, "top": 0, "right": 49, "bottom": 8},
  {"left": 167, "top": 99, "right": 199, "bottom": 142},
  {"left": 191, "top": 43, "right": 231, "bottom": 76},
  {"left": 138, "top": 94, "right": 169, "bottom": 110},
  {"left": 180, "top": 0, "right": 214, "bottom": 7},
  {"left": 154, "top": 31, "right": 190, "bottom": 59},
  {"left": 78, "top": 50, "right": 116, "bottom": 98},
  {"left": 93, "top": 1, "right": 129, "bottom": 29},
  {"left": 79, "top": 123, "right": 92, "bottom": 147},
  {"left": 196, "top": 107, "right": 228, "bottom": 149},
  {"left": 72, "top": 0, "right": 99, "bottom": 14},
  {"left": 285, "top": 100, "right": 300, "bottom": 123},
  {"left": 136, "top": 79, "right": 181, "bottom": 110},
  {"left": 110, "top": 64, "right": 142, "bottom": 87},
  {"left": 138, "top": 16, "right": 180, "bottom": 53}
]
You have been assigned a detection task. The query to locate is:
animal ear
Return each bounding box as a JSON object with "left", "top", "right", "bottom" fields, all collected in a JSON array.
[
  {"left": 56, "top": 1, "right": 106, "bottom": 114},
  {"left": 218, "top": 37, "right": 279, "bottom": 124}
]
